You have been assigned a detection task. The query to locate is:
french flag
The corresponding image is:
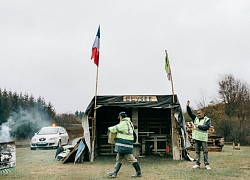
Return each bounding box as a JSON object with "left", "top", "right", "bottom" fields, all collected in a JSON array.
[{"left": 91, "top": 26, "right": 100, "bottom": 66}]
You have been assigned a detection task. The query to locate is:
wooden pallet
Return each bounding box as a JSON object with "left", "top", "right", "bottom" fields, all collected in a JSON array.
[
  {"left": 142, "top": 135, "right": 167, "bottom": 155},
  {"left": 99, "top": 144, "right": 116, "bottom": 155}
]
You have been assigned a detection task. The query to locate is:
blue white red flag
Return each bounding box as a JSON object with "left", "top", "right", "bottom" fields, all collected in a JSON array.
[{"left": 91, "top": 26, "right": 100, "bottom": 66}]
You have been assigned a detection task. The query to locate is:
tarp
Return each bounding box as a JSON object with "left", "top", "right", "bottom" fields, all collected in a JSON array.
[
  {"left": 84, "top": 95, "right": 180, "bottom": 115},
  {"left": 82, "top": 95, "right": 192, "bottom": 160},
  {"left": 173, "top": 105, "right": 192, "bottom": 148},
  {"left": 82, "top": 114, "right": 91, "bottom": 158}
]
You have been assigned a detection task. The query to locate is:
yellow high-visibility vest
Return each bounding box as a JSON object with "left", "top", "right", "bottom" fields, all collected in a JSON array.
[
  {"left": 192, "top": 116, "right": 210, "bottom": 142},
  {"left": 109, "top": 117, "right": 134, "bottom": 141}
]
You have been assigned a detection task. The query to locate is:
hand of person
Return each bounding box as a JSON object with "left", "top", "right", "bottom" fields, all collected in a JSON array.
[{"left": 186, "top": 100, "right": 190, "bottom": 106}]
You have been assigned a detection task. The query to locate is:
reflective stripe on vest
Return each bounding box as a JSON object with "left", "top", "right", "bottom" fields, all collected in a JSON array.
[
  {"left": 115, "top": 121, "right": 133, "bottom": 135},
  {"left": 115, "top": 143, "right": 133, "bottom": 148}
]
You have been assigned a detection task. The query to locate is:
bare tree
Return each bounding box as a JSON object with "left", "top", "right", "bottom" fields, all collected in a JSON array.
[
  {"left": 218, "top": 74, "right": 250, "bottom": 142},
  {"left": 196, "top": 89, "right": 207, "bottom": 110}
]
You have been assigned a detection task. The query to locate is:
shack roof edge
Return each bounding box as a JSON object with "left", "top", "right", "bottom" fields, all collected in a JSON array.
[{"left": 84, "top": 95, "right": 180, "bottom": 115}]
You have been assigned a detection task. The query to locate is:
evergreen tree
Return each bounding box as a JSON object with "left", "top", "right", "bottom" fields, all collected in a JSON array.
[
  {"left": 0, "top": 90, "right": 57, "bottom": 139},
  {"left": 2, "top": 89, "right": 12, "bottom": 123},
  {"left": 0, "top": 88, "right": 3, "bottom": 124}
]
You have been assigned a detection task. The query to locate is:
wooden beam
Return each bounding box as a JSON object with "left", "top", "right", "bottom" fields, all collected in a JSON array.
[
  {"left": 132, "top": 108, "right": 139, "bottom": 143},
  {"left": 171, "top": 109, "right": 181, "bottom": 160}
]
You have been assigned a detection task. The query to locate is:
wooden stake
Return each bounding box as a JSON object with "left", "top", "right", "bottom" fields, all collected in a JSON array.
[
  {"left": 165, "top": 50, "right": 179, "bottom": 159},
  {"left": 90, "top": 66, "right": 99, "bottom": 162},
  {"left": 169, "top": 61, "right": 175, "bottom": 104}
]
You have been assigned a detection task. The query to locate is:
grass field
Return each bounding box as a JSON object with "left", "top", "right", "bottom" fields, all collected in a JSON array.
[{"left": 1, "top": 143, "right": 250, "bottom": 180}]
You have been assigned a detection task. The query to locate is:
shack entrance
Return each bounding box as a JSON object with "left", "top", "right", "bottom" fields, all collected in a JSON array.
[{"left": 82, "top": 95, "right": 191, "bottom": 161}]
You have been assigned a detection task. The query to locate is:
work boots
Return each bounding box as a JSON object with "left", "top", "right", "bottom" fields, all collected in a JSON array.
[
  {"left": 107, "top": 162, "right": 122, "bottom": 178},
  {"left": 131, "top": 162, "right": 142, "bottom": 178}
]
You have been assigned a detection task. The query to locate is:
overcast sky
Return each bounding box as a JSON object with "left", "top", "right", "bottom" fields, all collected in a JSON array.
[{"left": 1, "top": 0, "right": 250, "bottom": 114}]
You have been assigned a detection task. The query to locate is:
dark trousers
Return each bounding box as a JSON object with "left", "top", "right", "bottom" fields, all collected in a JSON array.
[{"left": 195, "top": 140, "right": 209, "bottom": 166}]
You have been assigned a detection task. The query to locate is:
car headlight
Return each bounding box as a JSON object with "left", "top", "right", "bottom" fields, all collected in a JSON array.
[
  {"left": 49, "top": 137, "right": 57, "bottom": 140},
  {"left": 31, "top": 137, "right": 36, "bottom": 141}
]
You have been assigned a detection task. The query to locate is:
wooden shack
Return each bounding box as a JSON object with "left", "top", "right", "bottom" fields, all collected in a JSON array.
[{"left": 82, "top": 95, "right": 191, "bottom": 161}]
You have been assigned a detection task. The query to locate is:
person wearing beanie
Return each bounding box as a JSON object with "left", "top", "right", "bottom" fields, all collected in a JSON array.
[{"left": 107, "top": 112, "right": 142, "bottom": 178}]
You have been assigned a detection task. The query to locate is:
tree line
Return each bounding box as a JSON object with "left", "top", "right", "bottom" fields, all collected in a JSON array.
[
  {"left": 1, "top": 74, "right": 250, "bottom": 145},
  {"left": 0, "top": 89, "right": 56, "bottom": 125},
  {"left": 0, "top": 89, "right": 83, "bottom": 140},
  {"left": 0, "top": 89, "right": 57, "bottom": 139},
  {"left": 184, "top": 74, "right": 250, "bottom": 145}
]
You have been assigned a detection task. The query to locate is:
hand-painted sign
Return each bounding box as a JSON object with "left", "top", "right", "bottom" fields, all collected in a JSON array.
[{"left": 123, "top": 96, "right": 157, "bottom": 102}]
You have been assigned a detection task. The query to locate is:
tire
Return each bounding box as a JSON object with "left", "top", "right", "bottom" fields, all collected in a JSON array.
[
  {"left": 56, "top": 140, "right": 61, "bottom": 148},
  {"left": 30, "top": 147, "right": 36, "bottom": 150}
]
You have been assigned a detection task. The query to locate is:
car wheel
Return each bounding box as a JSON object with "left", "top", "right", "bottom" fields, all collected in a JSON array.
[
  {"left": 56, "top": 140, "right": 61, "bottom": 148},
  {"left": 30, "top": 147, "right": 36, "bottom": 150}
]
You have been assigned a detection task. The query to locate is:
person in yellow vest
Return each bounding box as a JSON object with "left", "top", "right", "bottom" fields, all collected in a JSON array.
[
  {"left": 186, "top": 100, "right": 211, "bottom": 170},
  {"left": 107, "top": 112, "right": 142, "bottom": 178}
]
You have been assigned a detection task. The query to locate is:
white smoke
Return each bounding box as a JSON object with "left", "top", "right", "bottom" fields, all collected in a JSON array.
[
  {"left": 0, "top": 107, "right": 52, "bottom": 142},
  {"left": 0, "top": 122, "right": 13, "bottom": 142}
]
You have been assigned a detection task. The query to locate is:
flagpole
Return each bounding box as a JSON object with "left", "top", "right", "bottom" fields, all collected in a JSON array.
[
  {"left": 169, "top": 62, "right": 175, "bottom": 104},
  {"left": 91, "top": 66, "right": 99, "bottom": 162},
  {"left": 165, "top": 50, "right": 179, "bottom": 160},
  {"left": 90, "top": 25, "right": 100, "bottom": 162}
]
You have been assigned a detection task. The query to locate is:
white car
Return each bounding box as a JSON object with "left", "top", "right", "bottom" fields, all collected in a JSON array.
[{"left": 30, "top": 126, "right": 69, "bottom": 150}]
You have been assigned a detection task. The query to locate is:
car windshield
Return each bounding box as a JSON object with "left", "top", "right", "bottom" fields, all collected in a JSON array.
[{"left": 38, "top": 127, "right": 59, "bottom": 135}]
